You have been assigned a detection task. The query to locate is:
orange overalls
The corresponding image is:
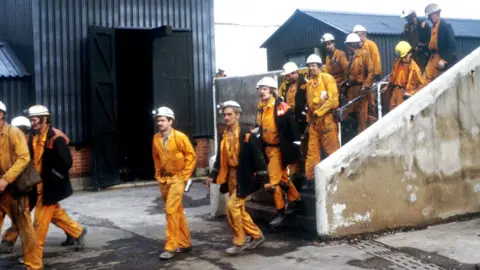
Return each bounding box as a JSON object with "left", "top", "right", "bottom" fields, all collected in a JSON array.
[
  {"left": 347, "top": 49, "right": 375, "bottom": 133},
  {"left": 215, "top": 125, "right": 263, "bottom": 246},
  {"left": 425, "top": 20, "right": 443, "bottom": 82},
  {"left": 389, "top": 59, "right": 427, "bottom": 110},
  {"left": 326, "top": 49, "right": 349, "bottom": 106},
  {"left": 153, "top": 129, "right": 196, "bottom": 252},
  {"left": 32, "top": 126, "right": 84, "bottom": 261},
  {"left": 304, "top": 73, "right": 340, "bottom": 180},
  {"left": 257, "top": 98, "right": 300, "bottom": 211},
  {"left": 0, "top": 124, "right": 43, "bottom": 270},
  {"left": 362, "top": 39, "right": 382, "bottom": 124}
]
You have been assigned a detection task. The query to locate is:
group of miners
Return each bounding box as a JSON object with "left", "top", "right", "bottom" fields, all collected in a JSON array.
[
  {"left": 0, "top": 3, "right": 460, "bottom": 267},
  {"left": 0, "top": 103, "right": 86, "bottom": 269}
]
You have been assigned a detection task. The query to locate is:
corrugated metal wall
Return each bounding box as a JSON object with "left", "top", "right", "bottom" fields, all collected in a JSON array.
[
  {"left": 0, "top": 78, "right": 32, "bottom": 120},
  {"left": 29, "top": 0, "right": 214, "bottom": 144},
  {"left": 265, "top": 13, "right": 480, "bottom": 77}
]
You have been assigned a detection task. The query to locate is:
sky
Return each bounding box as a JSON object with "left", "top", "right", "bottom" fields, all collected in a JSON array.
[{"left": 213, "top": 0, "right": 480, "bottom": 76}]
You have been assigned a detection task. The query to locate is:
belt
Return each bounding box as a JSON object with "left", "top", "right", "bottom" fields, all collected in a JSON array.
[
  {"left": 264, "top": 142, "right": 280, "bottom": 147},
  {"left": 160, "top": 171, "right": 174, "bottom": 177}
]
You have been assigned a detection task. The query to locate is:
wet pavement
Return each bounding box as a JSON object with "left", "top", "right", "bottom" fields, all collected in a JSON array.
[{"left": 0, "top": 183, "right": 479, "bottom": 269}]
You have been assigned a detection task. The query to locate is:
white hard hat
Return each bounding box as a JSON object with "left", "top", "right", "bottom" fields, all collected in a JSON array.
[
  {"left": 0, "top": 101, "right": 6, "bottom": 112},
  {"left": 256, "top": 77, "right": 277, "bottom": 89},
  {"left": 281, "top": 62, "right": 299, "bottom": 75},
  {"left": 152, "top": 106, "right": 175, "bottom": 119},
  {"left": 425, "top": 3, "right": 441, "bottom": 16},
  {"left": 27, "top": 105, "right": 50, "bottom": 117},
  {"left": 11, "top": 116, "right": 31, "bottom": 128},
  {"left": 345, "top": 33, "right": 362, "bottom": 43},
  {"left": 353, "top": 24, "right": 367, "bottom": 33},
  {"left": 401, "top": 8, "right": 416, "bottom": 18},
  {"left": 218, "top": 100, "right": 242, "bottom": 113},
  {"left": 306, "top": 54, "right": 322, "bottom": 65},
  {"left": 321, "top": 33, "right": 335, "bottom": 43}
]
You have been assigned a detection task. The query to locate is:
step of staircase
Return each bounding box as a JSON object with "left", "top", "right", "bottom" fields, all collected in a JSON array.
[{"left": 246, "top": 191, "right": 317, "bottom": 232}]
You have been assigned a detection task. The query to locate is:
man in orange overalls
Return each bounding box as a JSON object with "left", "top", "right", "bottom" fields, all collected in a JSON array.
[
  {"left": 386, "top": 41, "right": 427, "bottom": 110},
  {"left": 0, "top": 101, "right": 43, "bottom": 270},
  {"left": 26, "top": 105, "right": 87, "bottom": 262},
  {"left": 255, "top": 77, "right": 301, "bottom": 227},
  {"left": 424, "top": 3, "right": 457, "bottom": 83},
  {"left": 354, "top": 25, "right": 382, "bottom": 126},
  {"left": 302, "top": 54, "right": 341, "bottom": 191},
  {"left": 344, "top": 33, "right": 375, "bottom": 134},
  {"left": 152, "top": 106, "right": 197, "bottom": 260},
  {"left": 207, "top": 101, "right": 267, "bottom": 255}
]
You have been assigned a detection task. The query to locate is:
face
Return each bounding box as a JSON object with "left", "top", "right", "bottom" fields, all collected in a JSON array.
[
  {"left": 222, "top": 107, "right": 239, "bottom": 127},
  {"left": 406, "top": 14, "right": 416, "bottom": 23},
  {"left": 0, "top": 111, "right": 4, "bottom": 121},
  {"left": 156, "top": 116, "right": 172, "bottom": 132},
  {"left": 308, "top": 63, "right": 321, "bottom": 76},
  {"left": 355, "top": 31, "right": 366, "bottom": 41},
  {"left": 324, "top": 41, "right": 335, "bottom": 52},
  {"left": 258, "top": 86, "right": 273, "bottom": 101},
  {"left": 285, "top": 71, "right": 298, "bottom": 82},
  {"left": 30, "top": 116, "right": 46, "bottom": 131},
  {"left": 347, "top": 43, "right": 357, "bottom": 53},
  {"left": 429, "top": 13, "right": 440, "bottom": 24},
  {"left": 401, "top": 52, "right": 412, "bottom": 63}
]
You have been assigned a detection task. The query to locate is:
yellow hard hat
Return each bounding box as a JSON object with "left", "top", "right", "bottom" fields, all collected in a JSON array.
[{"left": 395, "top": 41, "right": 412, "bottom": 58}]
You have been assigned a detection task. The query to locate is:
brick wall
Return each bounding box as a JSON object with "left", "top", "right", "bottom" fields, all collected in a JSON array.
[
  {"left": 194, "top": 138, "right": 210, "bottom": 170},
  {"left": 70, "top": 146, "right": 92, "bottom": 178}
]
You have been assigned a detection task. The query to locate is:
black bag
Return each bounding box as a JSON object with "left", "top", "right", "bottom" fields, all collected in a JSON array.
[{"left": 8, "top": 127, "right": 42, "bottom": 195}]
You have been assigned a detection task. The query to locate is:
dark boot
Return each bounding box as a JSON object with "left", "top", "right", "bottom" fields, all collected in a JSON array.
[
  {"left": 269, "top": 210, "right": 286, "bottom": 227},
  {"left": 285, "top": 199, "right": 300, "bottom": 215},
  {"left": 75, "top": 228, "right": 88, "bottom": 251},
  {"left": 0, "top": 241, "right": 14, "bottom": 254},
  {"left": 61, "top": 233, "right": 75, "bottom": 246},
  {"left": 301, "top": 179, "right": 315, "bottom": 192}
]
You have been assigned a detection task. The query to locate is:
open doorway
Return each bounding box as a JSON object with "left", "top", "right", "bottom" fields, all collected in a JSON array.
[{"left": 88, "top": 25, "right": 194, "bottom": 187}]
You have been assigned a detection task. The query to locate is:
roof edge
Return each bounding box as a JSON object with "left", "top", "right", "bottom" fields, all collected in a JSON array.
[{"left": 260, "top": 9, "right": 304, "bottom": 48}]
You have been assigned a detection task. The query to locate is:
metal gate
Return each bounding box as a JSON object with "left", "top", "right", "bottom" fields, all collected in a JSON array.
[
  {"left": 152, "top": 30, "right": 194, "bottom": 135},
  {"left": 88, "top": 26, "right": 121, "bottom": 188}
]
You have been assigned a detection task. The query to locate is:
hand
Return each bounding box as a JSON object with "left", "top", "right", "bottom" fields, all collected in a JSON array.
[
  {"left": 320, "top": 91, "right": 328, "bottom": 100},
  {"left": 0, "top": 179, "right": 8, "bottom": 192},
  {"left": 437, "top": 59, "right": 446, "bottom": 70},
  {"left": 263, "top": 183, "right": 274, "bottom": 192},
  {"left": 374, "top": 75, "right": 381, "bottom": 82},
  {"left": 361, "top": 86, "right": 369, "bottom": 95},
  {"left": 205, "top": 177, "right": 214, "bottom": 187}
]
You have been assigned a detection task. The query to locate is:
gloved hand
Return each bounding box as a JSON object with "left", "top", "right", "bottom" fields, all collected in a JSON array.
[
  {"left": 374, "top": 74, "right": 381, "bottom": 82},
  {"left": 361, "top": 86, "right": 370, "bottom": 95}
]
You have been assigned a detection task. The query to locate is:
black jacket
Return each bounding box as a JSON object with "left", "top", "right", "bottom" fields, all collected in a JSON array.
[
  {"left": 209, "top": 125, "right": 269, "bottom": 198},
  {"left": 256, "top": 97, "right": 301, "bottom": 168},
  {"left": 29, "top": 126, "right": 73, "bottom": 205},
  {"left": 283, "top": 75, "right": 308, "bottom": 125},
  {"left": 433, "top": 19, "right": 457, "bottom": 69}
]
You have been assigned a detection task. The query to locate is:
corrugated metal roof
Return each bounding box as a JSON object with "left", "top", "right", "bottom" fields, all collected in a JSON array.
[
  {"left": 0, "top": 42, "right": 30, "bottom": 78},
  {"left": 301, "top": 9, "right": 480, "bottom": 38},
  {"left": 262, "top": 9, "right": 480, "bottom": 48}
]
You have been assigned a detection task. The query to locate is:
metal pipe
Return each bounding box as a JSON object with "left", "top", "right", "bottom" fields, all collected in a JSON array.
[{"left": 377, "top": 82, "right": 389, "bottom": 119}]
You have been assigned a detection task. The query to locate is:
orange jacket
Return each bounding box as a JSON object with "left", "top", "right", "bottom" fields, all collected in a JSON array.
[
  {"left": 389, "top": 59, "right": 427, "bottom": 95},
  {"left": 325, "top": 49, "right": 349, "bottom": 83},
  {"left": 362, "top": 39, "right": 382, "bottom": 76},
  {"left": 306, "top": 72, "right": 339, "bottom": 118},
  {"left": 347, "top": 49, "right": 375, "bottom": 88},
  {"left": 0, "top": 123, "right": 30, "bottom": 184},
  {"left": 152, "top": 129, "right": 197, "bottom": 183}
]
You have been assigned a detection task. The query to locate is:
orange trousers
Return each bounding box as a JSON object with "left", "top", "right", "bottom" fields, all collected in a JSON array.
[
  {"left": 0, "top": 193, "right": 42, "bottom": 270},
  {"left": 34, "top": 187, "right": 84, "bottom": 259},
  {"left": 305, "top": 114, "right": 340, "bottom": 180},
  {"left": 347, "top": 85, "right": 369, "bottom": 133},
  {"left": 227, "top": 190, "right": 263, "bottom": 246},
  {"left": 389, "top": 88, "right": 405, "bottom": 110},
  {"left": 159, "top": 179, "right": 191, "bottom": 252},
  {"left": 425, "top": 53, "right": 444, "bottom": 83},
  {"left": 265, "top": 146, "right": 300, "bottom": 210}
]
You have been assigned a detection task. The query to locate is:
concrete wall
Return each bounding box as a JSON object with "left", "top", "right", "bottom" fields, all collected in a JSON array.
[{"left": 316, "top": 47, "right": 480, "bottom": 237}]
